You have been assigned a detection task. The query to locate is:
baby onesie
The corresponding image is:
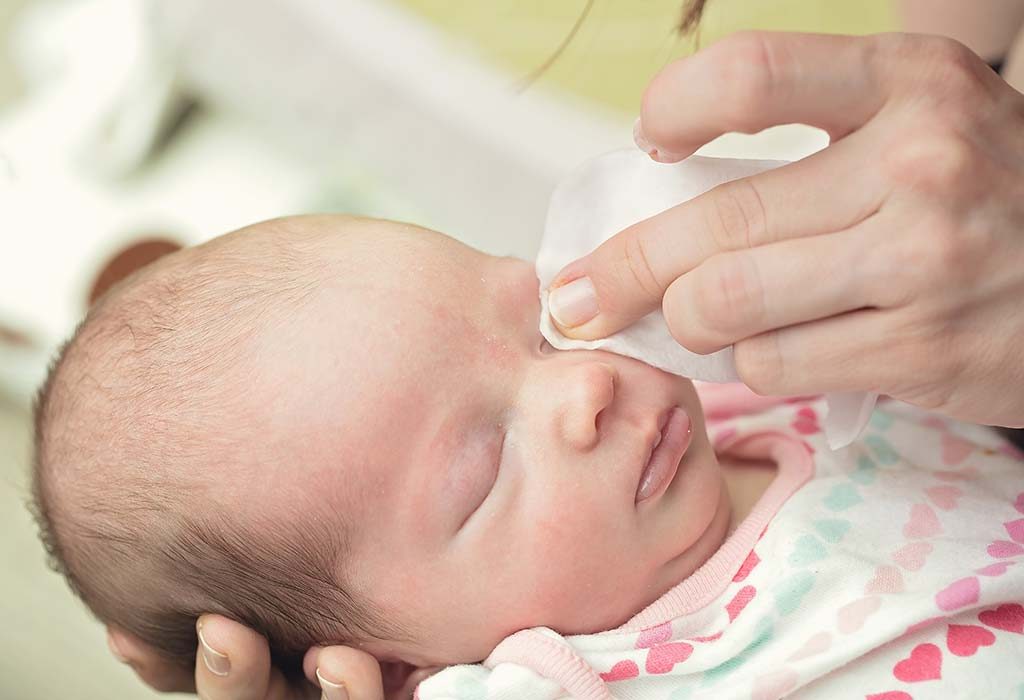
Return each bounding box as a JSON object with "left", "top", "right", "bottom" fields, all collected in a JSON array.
[{"left": 416, "top": 386, "right": 1024, "bottom": 700}]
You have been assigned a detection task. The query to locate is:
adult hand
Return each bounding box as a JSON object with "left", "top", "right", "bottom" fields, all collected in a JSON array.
[
  {"left": 548, "top": 31, "right": 1024, "bottom": 428},
  {"left": 106, "top": 616, "right": 433, "bottom": 700}
]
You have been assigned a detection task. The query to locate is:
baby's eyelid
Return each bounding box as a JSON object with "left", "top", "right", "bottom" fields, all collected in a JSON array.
[{"left": 457, "top": 429, "right": 506, "bottom": 531}]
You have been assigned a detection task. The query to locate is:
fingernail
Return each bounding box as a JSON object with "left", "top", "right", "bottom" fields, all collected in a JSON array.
[
  {"left": 317, "top": 668, "right": 350, "bottom": 700},
  {"left": 633, "top": 118, "right": 656, "bottom": 155},
  {"left": 548, "top": 277, "right": 598, "bottom": 328},
  {"left": 632, "top": 118, "right": 685, "bottom": 163},
  {"left": 197, "top": 621, "right": 230, "bottom": 677}
]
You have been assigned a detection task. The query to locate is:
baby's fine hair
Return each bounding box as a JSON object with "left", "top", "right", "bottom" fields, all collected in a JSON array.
[{"left": 30, "top": 216, "right": 410, "bottom": 674}]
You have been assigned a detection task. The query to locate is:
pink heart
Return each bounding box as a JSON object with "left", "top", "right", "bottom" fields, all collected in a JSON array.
[
  {"left": 1015, "top": 492, "right": 1024, "bottom": 514},
  {"left": 892, "top": 541, "right": 933, "bottom": 571},
  {"left": 946, "top": 623, "right": 995, "bottom": 657},
  {"left": 791, "top": 407, "right": 820, "bottom": 434},
  {"left": 838, "top": 596, "right": 882, "bottom": 634},
  {"left": 925, "top": 485, "right": 962, "bottom": 511},
  {"left": 987, "top": 540, "right": 1024, "bottom": 558},
  {"left": 733, "top": 549, "right": 760, "bottom": 582},
  {"left": 935, "top": 576, "right": 980, "bottom": 612},
  {"left": 865, "top": 565, "right": 905, "bottom": 595},
  {"left": 867, "top": 693, "right": 913, "bottom": 700},
  {"left": 975, "top": 561, "right": 1014, "bottom": 577},
  {"left": 726, "top": 585, "right": 756, "bottom": 623},
  {"left": 644, "top": 642, "right": 693, "bottom": 674},
  {"left": 635, "top": 622, "right": 672, "bottom": 649},
  {"left": 1005, "top": 518, "right": 1024, "bottom": 544},
  {"left": 787, "top": 631, "right": 831, "bottom": 662},
  {"left": 751, "top": 667, "right": 798, "bottom": 700},
  {"left": 892, "top": 643, "right": 942, "bottom": 683},
  {"left": 599, "top": 659, "right": 639, "bottom": 682},
  {"left": 978, "top": 603, "right": 1024, "bottom": 634},
  {"left": 903, "top": 503, "right": 942, "bottom": 539},
  {"left": 941, "top": 433, "right": 973, "bottom": 465}
]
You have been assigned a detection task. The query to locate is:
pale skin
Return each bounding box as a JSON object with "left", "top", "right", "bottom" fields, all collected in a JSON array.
[
  {"left": 105, "top": 220, "right": 775, "bottom": 700},
  {"left": 118, "top": 10, "right": 1024, "bottom": 700}
]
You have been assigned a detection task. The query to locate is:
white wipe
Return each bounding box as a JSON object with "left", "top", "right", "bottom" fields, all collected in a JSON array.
[{"left": 537, "top": 149, "right": 876, "bottom": 449}]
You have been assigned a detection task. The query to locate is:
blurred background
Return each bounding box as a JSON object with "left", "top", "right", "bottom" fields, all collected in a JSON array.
[{"left": 1, "top": 0, "right": 1013, "bottom": 697}]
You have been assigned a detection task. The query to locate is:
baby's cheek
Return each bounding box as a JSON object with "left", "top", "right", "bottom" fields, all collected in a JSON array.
[{"left": 512, "top": 504, "right": 648, "bottom": 633}]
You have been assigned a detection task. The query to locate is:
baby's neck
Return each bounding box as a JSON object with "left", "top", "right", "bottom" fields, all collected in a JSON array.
[{"left": 718, "top": 454, "right": 778, "bottom": 534}]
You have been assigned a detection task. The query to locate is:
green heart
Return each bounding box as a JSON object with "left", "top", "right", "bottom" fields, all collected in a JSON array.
[
  {"left": 849, "top": 456, "right": 877, "bottom": 485},
  {"left": 869, "top": 411, "right": 893, "bottom": 431},
  {"left": 775, "top": 571, "right": 815, "bottom": 616},
  {"left": 865, "top": 434, "right": 899, "bottom": 465},
  {"left": 813, "top": 518, "right": 852, "bottom": 543},
  {"left": 824, "top": 483, "right": 862, "bottom": 511},
  {"left": 788, "top": 534, "right": 827, "bottom": 567}
]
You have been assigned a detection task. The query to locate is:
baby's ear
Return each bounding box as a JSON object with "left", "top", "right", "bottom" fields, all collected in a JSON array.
[{"left": 106, "top": 625, "right": 195, "bottom": 693}]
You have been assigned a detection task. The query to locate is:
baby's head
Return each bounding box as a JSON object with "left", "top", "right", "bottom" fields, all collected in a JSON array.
[{"left": 31, "top": 215, "right": 731, "bottom": 673}]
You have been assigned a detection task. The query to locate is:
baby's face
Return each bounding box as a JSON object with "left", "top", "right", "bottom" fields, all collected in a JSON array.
[{"left": 253, "top": 222, "right": 729, "bottom": 665}]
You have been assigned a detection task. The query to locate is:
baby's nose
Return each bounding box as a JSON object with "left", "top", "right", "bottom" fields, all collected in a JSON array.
[{"left": 560, "top": 361, "right": 618, "bottom": 451}]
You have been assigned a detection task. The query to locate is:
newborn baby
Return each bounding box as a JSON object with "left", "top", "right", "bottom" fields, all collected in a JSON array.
[
  {"left": 32, "top": 214, "right": 762, "bottom": 673},
  {"left": 33, "top": 215, "right": 1024, "bottom": 699}
]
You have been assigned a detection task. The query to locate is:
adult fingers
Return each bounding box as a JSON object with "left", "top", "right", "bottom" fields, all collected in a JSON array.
[
  {"left": 549, "top": 128, "right": 886, "bottom": 340},
  {"left": 661, "top": 215, "right": 897, "bottom": 354},
  {"left": 194, "top": 615, "right": 291, "bottom": 700},
  {"left": 637, "top": 32, "right": 888, "bottom": 162},
  {"left": 303, "top": 645, "right": 385, "bottom": 700},
  {"left": 732, "top": 307, "right": 902, "bottom": 397}
]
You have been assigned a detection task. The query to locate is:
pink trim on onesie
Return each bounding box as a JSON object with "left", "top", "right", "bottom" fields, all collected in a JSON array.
[{"left": 484, "top": 426, "right": 815, "bottom": 699}]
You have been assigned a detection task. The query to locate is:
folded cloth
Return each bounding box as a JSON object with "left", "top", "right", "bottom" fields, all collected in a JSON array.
[{"left": 536, "top": 149, "right": 876, "bottom": 449}]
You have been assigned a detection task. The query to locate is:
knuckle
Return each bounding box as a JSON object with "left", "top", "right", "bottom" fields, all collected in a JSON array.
[
  {"left": 705, "top": 178, "right": 769, "bottom": 252},
  {"left": 701, "top": 253, "right": 764, "bottom": 335},
  {"left": 734, "top": 332, "right": 785, "bottom": 394},
  {"left": 620, "top": 229, "right": 667, "bottom": 306},
  {"left": 671, "top": 253, "right": 761, "bottom": 352},
  {"left": 882, "top": 127, "right": 977, "bottom": 194},
  {"left": 884, "top": 34, "right": 991, "bottom": 111}
]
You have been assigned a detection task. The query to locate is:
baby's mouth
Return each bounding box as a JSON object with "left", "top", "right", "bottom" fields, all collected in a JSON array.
[{"left": 635, "top": 406, "right": 692, "bottom": 504}]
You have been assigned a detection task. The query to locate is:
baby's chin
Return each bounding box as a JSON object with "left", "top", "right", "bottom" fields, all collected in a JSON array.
[{"left": 627, "top": 471, "right": 734, "bottom": 620}]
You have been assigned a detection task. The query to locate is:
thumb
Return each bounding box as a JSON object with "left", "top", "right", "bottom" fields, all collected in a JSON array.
[
  {"left": 548, "top": 215, "right": 690, "bottom": 340},
  {"left": 305, "top": 645, "right": 385, "bottom": 700}
]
